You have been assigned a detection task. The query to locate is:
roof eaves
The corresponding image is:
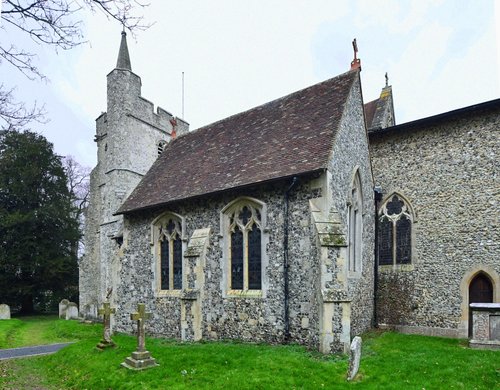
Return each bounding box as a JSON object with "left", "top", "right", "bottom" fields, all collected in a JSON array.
[{"left": 115, "top": 168, "right": 326, "bottom": 216}]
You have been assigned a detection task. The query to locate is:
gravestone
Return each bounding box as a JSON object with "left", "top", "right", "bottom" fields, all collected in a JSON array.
[
  {"left": 121, "top": 303, "right": 159, "bottom": 370},
  {"left": 0, "top": 304, "right": 11, "bottom": 319},
  {"left": 59, "top": 299, "right": 70, "bottom": 319},
  {"left": 65, "top": 302, "right": 79, "bottom": 320},
  {"left": 347, "top": 336, "right": 362, "bottom": 381},
  {"left": 97, "top": 302, "right": 116, "bottom": 350}
]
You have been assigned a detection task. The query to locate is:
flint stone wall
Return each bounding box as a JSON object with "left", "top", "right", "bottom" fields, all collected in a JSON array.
[
  {"left": 329, "top": 76, "right": 375, "bottom": 339},
  {"left": 370, "top": 106, "right": 500, "bottom": 337},
  {"left": 116, "top": 181, "right": 323, "bottom": 348},
  {"left": 117, "top": 172, "right": 373, "bottom": 351}
]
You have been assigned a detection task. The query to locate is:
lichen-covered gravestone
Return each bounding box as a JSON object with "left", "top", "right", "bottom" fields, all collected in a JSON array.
[
  {"left": 59, "top": 299, "right": 70, "bottom": 319},
  {"left": 96, "top": 302, "right": 116, "bottom": 350},
  {"left": 121, "top": 303, "right": 159, "bottom": 370},
  {"left": 347, "top": 336, "right": 362, "bottom": 381},
  {"left": 65, "top": 302, "right": 79, "bottom": 320},
  {"left": 0, "top": 304, "right": 11, "bottom": 319}
]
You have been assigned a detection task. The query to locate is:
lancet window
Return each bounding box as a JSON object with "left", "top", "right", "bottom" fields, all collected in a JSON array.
[{"left": 348, "top": 171, "right": 363, "bottom": 275}]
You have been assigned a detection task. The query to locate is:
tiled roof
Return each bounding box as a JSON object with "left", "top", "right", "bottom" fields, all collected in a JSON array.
[
  {"left": 117, "top": 70, "right": 358, "bottom": 214},
  {"left": 364, "top": 99, "right": 378, "bottom": 129}
]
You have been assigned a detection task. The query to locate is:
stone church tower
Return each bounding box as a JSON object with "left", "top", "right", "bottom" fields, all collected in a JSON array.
[{"left": 79, "top": 32, "right": 188, "bottom": 318}]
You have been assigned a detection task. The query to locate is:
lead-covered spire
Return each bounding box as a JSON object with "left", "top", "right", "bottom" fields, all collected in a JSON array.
[{"left": 116, "top": 31, "right": 132, "bottom": 70}]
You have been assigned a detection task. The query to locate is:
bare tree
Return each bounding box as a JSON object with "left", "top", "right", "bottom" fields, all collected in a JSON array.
[
  {"left": 1, "top": 0, "right": 150, "bottom": 129},
  {"left": 63, "top": 155, "right": 91, "bottom": 258}
]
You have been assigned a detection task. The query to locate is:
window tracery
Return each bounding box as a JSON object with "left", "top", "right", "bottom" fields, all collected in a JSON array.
[
  {"left": 378, "top": 194, "right": 413, "bottom": 266},
  {"left": 157, "top": 216, "right": 183, "bottom": 290},
  {"left": 227, "top": 203, "right": 262, "bottom": 291}
]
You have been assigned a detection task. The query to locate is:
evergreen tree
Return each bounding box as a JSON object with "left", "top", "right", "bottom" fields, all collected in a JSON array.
[{"left": 0, "top": 130, "right": 80, "bottom": 313}]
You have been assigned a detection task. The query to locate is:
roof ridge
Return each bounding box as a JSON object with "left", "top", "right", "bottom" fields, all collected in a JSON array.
[{"left": 181, "top": 69, "right": 358, "bottom": 138}]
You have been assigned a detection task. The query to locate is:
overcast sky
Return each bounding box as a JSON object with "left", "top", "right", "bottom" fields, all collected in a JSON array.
[{"left": 3, "top": 0, "right": 499, "bottom": 168}]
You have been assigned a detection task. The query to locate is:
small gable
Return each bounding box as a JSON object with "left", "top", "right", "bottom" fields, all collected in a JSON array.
[{"left": 365, "top": 85, "right": 395, "bottom": 131}]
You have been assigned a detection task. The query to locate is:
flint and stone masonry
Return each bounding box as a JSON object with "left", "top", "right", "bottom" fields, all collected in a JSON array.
[
  {"left": 370, "top": 103, "right": 500, "bottom": 338},
  {"left": 80, "top": 33, "right": 499, "bottom": 353}
]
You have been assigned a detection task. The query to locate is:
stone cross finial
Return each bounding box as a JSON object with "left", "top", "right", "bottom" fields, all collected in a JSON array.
[
  {"left": 385, "top": 72, "right": 389, "bottom": 87},
  {"left": 121, "top": 303, "right": 158, "bottom": 370},
  {"left": 97, "top": 302, "right": 116, "bottom": 349},
  {"left": 350, "top": 38, "right": 361, "bottom": 71}
]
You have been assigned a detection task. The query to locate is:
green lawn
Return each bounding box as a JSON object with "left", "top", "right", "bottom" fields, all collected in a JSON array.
[{"left": 0, "top": 317, "right": 498, "bottom": 389}]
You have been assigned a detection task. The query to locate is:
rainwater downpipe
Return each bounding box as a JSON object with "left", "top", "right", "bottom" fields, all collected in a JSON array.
[
  {"left": 373, "top": 185, "right": 383, "bottom": 328},
  {"left": 283, "top": 176, "right": 298, "bottom": 343}
]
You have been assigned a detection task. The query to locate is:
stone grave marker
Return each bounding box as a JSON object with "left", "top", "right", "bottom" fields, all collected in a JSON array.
[
  {"left": 347, "top": 336, "right": 362, "bottom": 381},
  {"left": 59, "top": 299, "right": 69, "bottom": 319},
  {"left": 65, "top": 302, "right": 79, "bottom": 320},
  {"left": 97, "top": 302, "right": 116, "bottom": 350},
  {"left": 121, "top": 303, "right": 159, "bottom": 370},
  {"left": 0, "top": 304, "right": 11, "bottom": 319}
]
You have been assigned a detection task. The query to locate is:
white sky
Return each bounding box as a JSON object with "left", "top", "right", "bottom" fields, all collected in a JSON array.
[{"left": 2, "top": 0, "right": 499, "bottom": 168}]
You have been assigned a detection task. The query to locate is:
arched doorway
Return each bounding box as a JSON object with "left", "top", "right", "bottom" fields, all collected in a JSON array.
[{"left": 468, "top": 273, "right": 493, "bottom": 336}]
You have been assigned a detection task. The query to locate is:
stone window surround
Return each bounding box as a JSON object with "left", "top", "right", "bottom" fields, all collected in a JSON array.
[
  {"left": 220, "top": 196, "right": 269, "bottom": 299},
  {"left": 378, "top": 191, "right": 416, "bottom": 272},
  {"left": 150, "top": 211, "right": 187, "bottom": 297},
  {"left": 347, "top": 168, "right": 363, "bottom": 278}
]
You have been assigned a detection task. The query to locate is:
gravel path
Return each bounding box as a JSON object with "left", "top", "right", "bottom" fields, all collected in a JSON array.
[{"left": 0, "top": 343, "right": 74, "bottom": 360}]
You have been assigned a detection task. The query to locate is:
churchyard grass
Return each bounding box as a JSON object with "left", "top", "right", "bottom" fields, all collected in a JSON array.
[
  {"left": 0, "top": 316, "right": 101, "bottom": 348},
  {"left": 0, "top": 317, "right": 499, "bottom": 389}
]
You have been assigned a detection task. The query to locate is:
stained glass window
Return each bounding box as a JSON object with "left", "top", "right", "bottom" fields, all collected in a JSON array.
[
  {"left": 378, "top": 218, "right": 393, "bottom": 265},
  {"left": 227, "top": 201, "right": 263, "bottom": 291},
  {"left": 173, "top": 236, "right": 183, "bottom": 289},
  {"left": 378, "top": 194, "right": 413, "bottom": 267},
  {"left": 248, "top": 226, "right": 262, "bottom": 290},
  {"left": 157, "top": 216, "right": 183, "bottom": 290},
  {"left": 396, "top": 215, "right": 411, "bottom": 264},
  {"left": 231, "top": 227, "right": 244, "bottom": 290},
  {"left": 160, "top": 239, "right": 170, "bottom": 290}
]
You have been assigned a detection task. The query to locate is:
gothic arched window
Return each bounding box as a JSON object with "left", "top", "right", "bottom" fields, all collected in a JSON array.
[
  {"left": 153, "top": 213, "right": 184, "bottom": 291},
  {"left": 378, "top": 194, "right": 413, "bottom": 266},
  {"left": 226, "top": 202, "right": 263, "bottom": 291},
  {"left": 348, "top": 171, "right": 363, "bottom": 275}
]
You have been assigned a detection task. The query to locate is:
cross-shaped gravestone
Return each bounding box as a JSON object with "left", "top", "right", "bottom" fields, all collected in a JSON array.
[
  {"left": 131, "top": 303, "right": 151, "bottom": 352},
  {"left": 96, "top": 302, "right": 116, "bottom": 350},
  {"left": 121, "top": 303, "right": 159, "bottom": 370}
]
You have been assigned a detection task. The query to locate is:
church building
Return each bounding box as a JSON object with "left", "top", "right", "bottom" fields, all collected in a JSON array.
[{"left": 79, "top": 33, "right": 499, "bottom": 353}]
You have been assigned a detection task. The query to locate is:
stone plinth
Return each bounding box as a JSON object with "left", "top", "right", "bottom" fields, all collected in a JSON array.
[
  {"left": 121, "top": 350, "right": 158, "bottom": 370},
  {"left": 121, "top": 303, "right": 158, "bottom": 370},
  {"left": 469, "top": 303, "right": 500, "bottom": 350}
]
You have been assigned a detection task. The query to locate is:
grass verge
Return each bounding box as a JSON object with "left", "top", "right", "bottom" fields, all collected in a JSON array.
[{"left": 1, "top": 318, "right": 499, "bottom": 389}]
